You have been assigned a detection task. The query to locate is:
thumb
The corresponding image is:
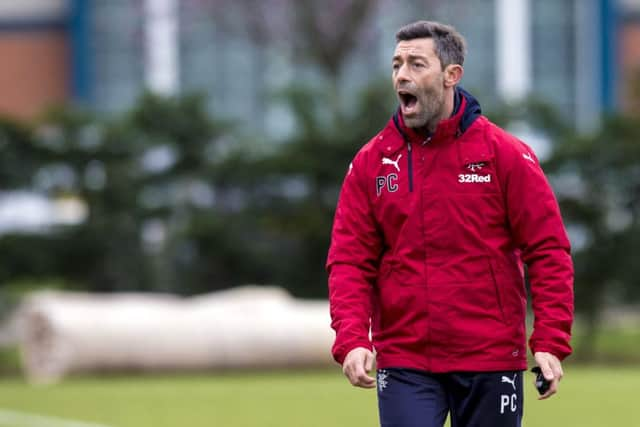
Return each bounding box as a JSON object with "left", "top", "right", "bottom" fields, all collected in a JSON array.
[{"left": 364, "top": 351, "right": 374, "bottom": 372}]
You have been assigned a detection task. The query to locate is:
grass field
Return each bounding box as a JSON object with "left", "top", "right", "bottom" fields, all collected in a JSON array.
[{"left": 0, "top": 366, "right": 638, "bottom": 427}]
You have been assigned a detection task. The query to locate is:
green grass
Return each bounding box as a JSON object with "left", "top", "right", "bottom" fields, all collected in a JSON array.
[
  {"left": 587, "top": 328, "right": 640, "bottom": 361},
  {"left": 0, "top": 367, "right": 638, "bottom": 427}
]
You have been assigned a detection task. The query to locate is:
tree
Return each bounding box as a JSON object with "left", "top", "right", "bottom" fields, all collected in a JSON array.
[
  {"left": 210, "top": 80, "right": 395, "bottom": 297},
  {"left": 195, "top": 0, "right": 378, "bottom": 78},
  {"left": 543, "top": 113, "right": 640, "bottom": 358},
  {"left": 0, "top": 93, "right": 232, "bottom": 294}
]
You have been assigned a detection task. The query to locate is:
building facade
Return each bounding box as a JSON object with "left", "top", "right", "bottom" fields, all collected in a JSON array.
[{"left": 0, "top": 0, "right": 629, "bottom": 133}]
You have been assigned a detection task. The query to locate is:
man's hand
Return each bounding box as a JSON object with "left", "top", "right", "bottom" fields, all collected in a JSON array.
[
  {"left": 533, "top": 351, "right": 564, "bottom": 400},
  {"left": 342, "top": 347, "right": 376, "bottom": 388}
]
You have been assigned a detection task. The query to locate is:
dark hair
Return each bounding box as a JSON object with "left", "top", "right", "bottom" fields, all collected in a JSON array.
[{"left": 395, "top": 20, "right": 466, "bottom": 69}]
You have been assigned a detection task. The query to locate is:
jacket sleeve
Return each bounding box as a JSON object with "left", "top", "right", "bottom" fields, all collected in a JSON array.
[
  {"left": 497, "top": 135, "right": 574, "bottom": 361},
  {"left": 326, "top": 155, "right": 383, "bottom": 365}
]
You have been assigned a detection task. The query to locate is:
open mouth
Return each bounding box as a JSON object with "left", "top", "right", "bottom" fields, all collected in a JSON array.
[{"left": 398, "top": 91, "right": 418, "bottom": 113}]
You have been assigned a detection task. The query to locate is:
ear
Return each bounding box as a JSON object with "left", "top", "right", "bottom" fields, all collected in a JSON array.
[{"left": 443, "top": 64, "right": 464, "bottom": 88}]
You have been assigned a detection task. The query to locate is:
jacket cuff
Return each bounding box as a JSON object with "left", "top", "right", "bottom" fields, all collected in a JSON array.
[
  {"left": 529, "top": 340, "right": 572, "bottom": 361},
  {"left": 332, "top": 341, "right": 373, "bottom": 365}
]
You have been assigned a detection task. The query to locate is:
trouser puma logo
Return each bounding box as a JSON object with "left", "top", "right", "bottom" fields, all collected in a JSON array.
[{"left": 501, "top": 374, "right": 516, "bottom": 390}]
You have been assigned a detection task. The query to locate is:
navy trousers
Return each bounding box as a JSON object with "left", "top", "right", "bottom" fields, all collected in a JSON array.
[{"left": 376, "top": 368, "right": 523, "bottom": 427}]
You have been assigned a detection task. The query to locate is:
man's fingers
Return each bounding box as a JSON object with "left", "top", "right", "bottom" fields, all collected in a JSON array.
[
  {"left": 343, "top": 363, "right": 360, "bottom": 386},
  {"left": 539, "top": 358, "right": 555, "bottom": 381},
  {"left": 546, "top": 355, "right": 563, "bottom": 381},
  {"left": 342, "top": 360, "right": 357, "bottom": 384},
  {"left": 345, "top": 364, "right": 375, "bottom": 388},
  {"left": 342, "top": 348, "right": 376, "bottom": 388},
  {"left": 534, "top": 352, "right": 562, "bottom": 381},
  {"left": 552, "top": 363, "right": 564, "bottom": 380},
  {"left": 538, "top": 377, "right": 559, "bottom": 400},
  {"left": 364, "top": 351, "right": 374, "bottom": 372},
  {"left": 351, "top": 362, "right": 375, "bottom": 388},
  {"left": 533, "top": 352, "right": 564, "bottom": 399},
  {"left": 355, "top": 370, "right": 376, "bottom": 388}
]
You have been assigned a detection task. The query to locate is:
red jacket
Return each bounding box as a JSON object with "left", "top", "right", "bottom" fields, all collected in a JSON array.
[{"left": 327, "top": 88, "right": 573, "bottom": 373}]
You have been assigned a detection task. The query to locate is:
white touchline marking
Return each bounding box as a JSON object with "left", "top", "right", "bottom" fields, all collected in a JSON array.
[{"left": 0, "top": 409, "right": 114, "bottom": 427}]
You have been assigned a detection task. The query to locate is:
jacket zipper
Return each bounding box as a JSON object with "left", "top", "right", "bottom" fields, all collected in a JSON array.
[
  {"left": 392, "top": 111, "right": 415, "bottom": 193},
  {"left": 407, "top": 142, "right": 413, "bottom": 192}
]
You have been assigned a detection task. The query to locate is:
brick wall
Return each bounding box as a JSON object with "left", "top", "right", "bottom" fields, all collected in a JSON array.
[
  {"left": 0, "top": 30, "right": 68, "bottom": 120},
  {"left": 620, "top": 19, "right": 640, "bottom": 114}
]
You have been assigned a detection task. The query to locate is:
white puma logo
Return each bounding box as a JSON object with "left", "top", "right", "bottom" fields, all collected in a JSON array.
[
  {"left": 382, "top": 154, "right": 402, "bottom": 172},
  {"left": 522, "top": 152, "right": 535, "bottom": 164},
  {"left": 501, "top": 374, "right": 517, "bottom": 391}
]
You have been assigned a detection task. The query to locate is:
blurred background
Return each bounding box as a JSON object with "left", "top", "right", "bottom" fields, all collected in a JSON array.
[{"left": 0, "top": 0, "right": 639, "bottom": 426}]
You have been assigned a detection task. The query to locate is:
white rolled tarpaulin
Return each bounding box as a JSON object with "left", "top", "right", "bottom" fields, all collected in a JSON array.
[{"left": 16, "top": 286, "right": 335, "bottom": 383}]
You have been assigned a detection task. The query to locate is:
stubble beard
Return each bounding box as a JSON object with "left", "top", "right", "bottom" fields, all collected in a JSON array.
[
  {"left": 405, "top": 89, "right": 444, "bottom": 133},
  {"left": 405, "top": 83, "right": 446, "bottom": 134}
]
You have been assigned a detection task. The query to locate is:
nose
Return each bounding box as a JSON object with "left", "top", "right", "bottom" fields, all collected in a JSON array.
[{"left": 395, "top": 63, "right": 410, "bottom": 84}]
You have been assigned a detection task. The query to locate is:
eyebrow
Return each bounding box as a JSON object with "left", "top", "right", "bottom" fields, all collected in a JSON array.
[{"left": 392, "top": 53, "right": 429, "bottom": 63}]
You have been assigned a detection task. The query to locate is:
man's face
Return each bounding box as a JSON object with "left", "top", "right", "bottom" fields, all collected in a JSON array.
[{"left": 392, "top": 38, "right": 446, "bottom": 130}]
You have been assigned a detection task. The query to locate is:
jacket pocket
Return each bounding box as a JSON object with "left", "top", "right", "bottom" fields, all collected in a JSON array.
[{"left": 488, "top": 258, "right": 508, "bottom": 325}]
